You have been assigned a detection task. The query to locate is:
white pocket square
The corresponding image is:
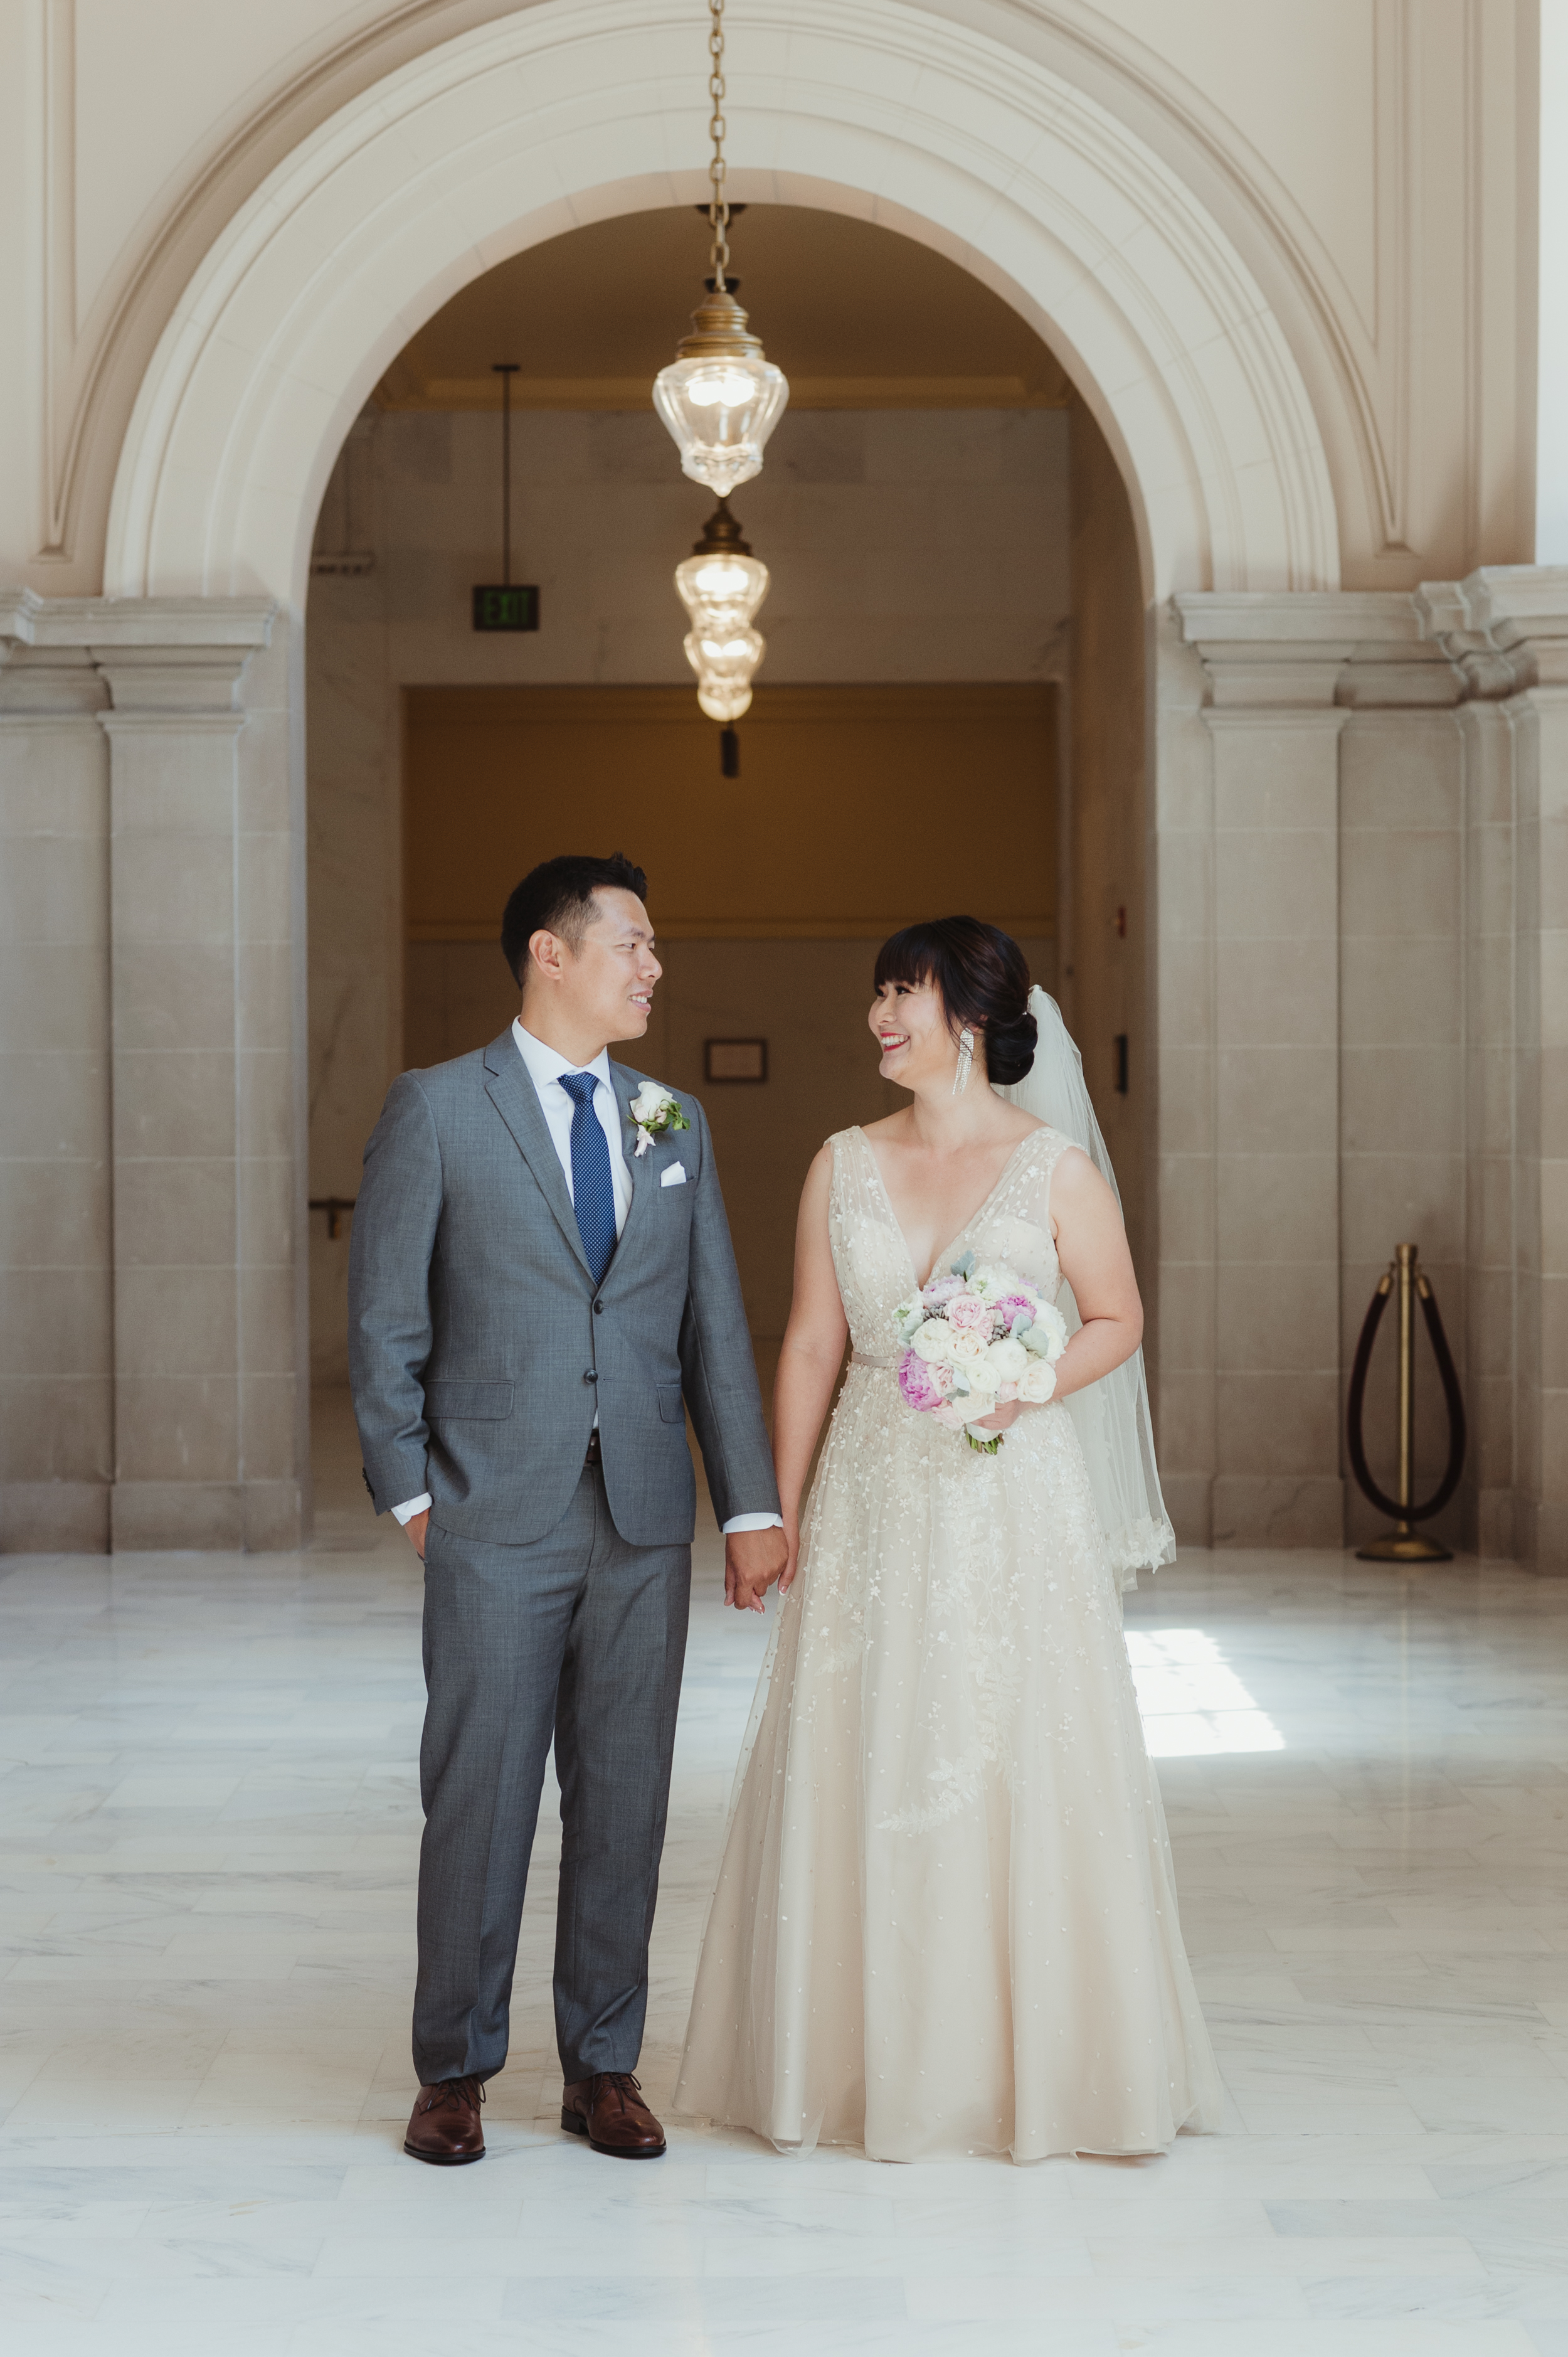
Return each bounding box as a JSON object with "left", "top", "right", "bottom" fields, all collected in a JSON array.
[{"left": 660, "top": 1163, "right": 687, "bottom": 1188}]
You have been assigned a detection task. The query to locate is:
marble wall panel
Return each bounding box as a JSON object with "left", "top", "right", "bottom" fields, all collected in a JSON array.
[
  {"left": 1210, "top": 712, "right": 1343, "bottom": 1535},
  {"left": 1512, "top": 683, "right": 1568, "bottom": 1566},
  {"left": 0, "top": 657, "right": 112, "bottom": 1550},
  {"left": 92, "top": 617, "right": 303, "bottom": 1553},
  {"left": 1338, "top": 712, "right": 1466, "bottom": 1550},
  {"left": 1146, "top": 614, "right": 1214, "bottom": 1542},
  {"left": 105, "top": 713, "right": 243, "bottom": 1525}
]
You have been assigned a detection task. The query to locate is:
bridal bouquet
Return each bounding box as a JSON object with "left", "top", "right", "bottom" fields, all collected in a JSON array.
[{"left": 893, "top": 1251, "right": 1069, "bottom": 1455}]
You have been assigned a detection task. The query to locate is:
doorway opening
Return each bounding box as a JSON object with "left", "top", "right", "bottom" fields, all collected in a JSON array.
[{"left": 304, "top": 201, "right": 1145, "bottom": 1496}]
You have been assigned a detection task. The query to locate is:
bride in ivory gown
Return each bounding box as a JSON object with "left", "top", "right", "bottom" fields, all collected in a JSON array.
[{"left": 674, "top": 918, "right": 1221, "bottom": 2163}]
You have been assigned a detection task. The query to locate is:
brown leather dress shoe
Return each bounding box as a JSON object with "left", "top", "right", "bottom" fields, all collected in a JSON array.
[
  {"left": 404, "top": 2074, "right": 485, "bottom": 2164},
  {"left": 561, "top": 2071, "right": 667, "bottom": 2158}
]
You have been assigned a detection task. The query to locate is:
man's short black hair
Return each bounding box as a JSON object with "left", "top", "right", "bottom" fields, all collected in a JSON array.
[{"left": 501, "top": 852, "right": 649, "bottom": 987}]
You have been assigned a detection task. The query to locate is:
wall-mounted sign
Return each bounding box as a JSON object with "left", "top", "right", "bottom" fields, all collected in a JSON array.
[
  {"left": 474, "top": 363, "right": 538, "bottom": 632},
  {"left": 472, "top": 585, "right": 540, "bottom": 632},
  {"left": 705, "top": 1038, "right": 768, "bottom": 1083}
]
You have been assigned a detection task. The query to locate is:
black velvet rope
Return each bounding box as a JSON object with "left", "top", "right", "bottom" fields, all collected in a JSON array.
[{"left": 1345, "top": 1273, "right": 1467, "bottom": 1524}]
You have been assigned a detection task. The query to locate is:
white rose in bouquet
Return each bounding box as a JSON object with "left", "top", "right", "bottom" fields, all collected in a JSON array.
[
  {"left": 891, "top": 1252, "right": 1047, "bottom": 1457},
  {"left": 1023, "top": 1302, "right": 1070, "bottom": 1359},
  {"left": 911, "top": 1318, "right": 956, "bottom": 1364}
]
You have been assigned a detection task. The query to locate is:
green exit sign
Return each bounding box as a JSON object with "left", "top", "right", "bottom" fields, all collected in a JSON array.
[{"left": 472, "top": 585, "right": 540, "bottom": 632}]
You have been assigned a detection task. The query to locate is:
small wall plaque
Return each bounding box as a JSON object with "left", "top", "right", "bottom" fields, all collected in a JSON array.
[
  {"left": 705, "top": 1038, "right": 768, "bottom": 1083},
  {"left": 472, "top": 585, "right": 540, "bottom": 632}
]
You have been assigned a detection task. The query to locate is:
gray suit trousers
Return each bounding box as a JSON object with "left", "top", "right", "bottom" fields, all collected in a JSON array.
[{"left": 414, "top": 1462, "right": 691, "bottom": 2087}]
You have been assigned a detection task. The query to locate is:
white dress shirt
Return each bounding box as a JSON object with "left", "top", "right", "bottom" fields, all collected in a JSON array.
[{"left": 391, "top": 1020, "right": 781, "bottom": 1537}]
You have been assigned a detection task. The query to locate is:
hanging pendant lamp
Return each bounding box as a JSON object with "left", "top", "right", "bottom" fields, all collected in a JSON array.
[
  {"left": 653, "top": 1, "right": 788, "bottom": 497},
  {"left": 675, "top": 499, "right": 770, "bottom": 723}
]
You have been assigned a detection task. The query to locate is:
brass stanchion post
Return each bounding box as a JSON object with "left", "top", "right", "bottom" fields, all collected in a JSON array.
[{"left": 1350, "top": 1242, "right": 1459, "bottom": 1564}]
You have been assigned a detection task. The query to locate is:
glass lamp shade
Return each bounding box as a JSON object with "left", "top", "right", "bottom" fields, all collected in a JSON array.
[
  {"left": 674, "top": 518, "right": 770, "bottom": 725},
  {"left": 684, "top": 625, "right": 766, "bottom": 722},
  {"left": 653, "top": 287, "right": 789, "bottom": 498}
]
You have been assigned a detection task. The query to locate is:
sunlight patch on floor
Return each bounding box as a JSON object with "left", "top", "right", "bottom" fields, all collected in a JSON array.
[{"left": 1126, "top": 1626, "right": 1286, "bottom": 1757}]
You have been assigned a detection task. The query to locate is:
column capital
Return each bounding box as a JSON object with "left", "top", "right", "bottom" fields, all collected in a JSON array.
[
  {"left": 95, "top": 647, "right": 262, "bottom": 721},
  {"left": 1172, "top": 590, "right": 1451, "bottom": 710},
  {"left": 0, "top": 592, "right": 278, "bottom": 716},
  {"left": 0, "top": 642, "right": 109, "bottom": 718},
  {"left": 0, "top": 591, "right": 276, "bottom": 651},
  {"left": 94, "top": 601, "right": 277, "bottom": 718},
  {"left": 1417, "top": 566, "right": 1568, "bottom": 694}
]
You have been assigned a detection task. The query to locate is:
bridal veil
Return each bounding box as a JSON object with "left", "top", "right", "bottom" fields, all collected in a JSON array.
[{"left": 1000, "top": 987, "right": 1176, "bottom": 1586}]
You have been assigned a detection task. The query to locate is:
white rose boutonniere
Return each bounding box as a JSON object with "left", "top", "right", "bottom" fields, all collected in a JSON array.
[{"left": 628, "top": 1080, "right": 691, "bottom": 1158}]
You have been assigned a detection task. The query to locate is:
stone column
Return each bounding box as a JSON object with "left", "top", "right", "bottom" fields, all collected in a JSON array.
[
  {"left": 1172, "top": 597, "right": 1353, "bottom": 1548},
  {"left": 1428, "top": 570, "right": 1568, "bottom": 1568},
  {"left": 0, "top": 604, "right": 113, "bottom": 1550},
  {"left": 1145, "top": 606, "right": 1216, "bottom": 1544},
  {"left": 1412, "top": 585, "right": 1523, "bottom": 1558},
  {"left": 89, "top": 600, "right": 294, "bottom": 1551},
  {"left": 1333, "top": 619, "right": 1467, "bottom": 1553}
]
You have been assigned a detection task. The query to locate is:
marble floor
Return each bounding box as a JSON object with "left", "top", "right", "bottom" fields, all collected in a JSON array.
[{"left": 3, "top": 1402, "right": 1568, "bottom": 2352}]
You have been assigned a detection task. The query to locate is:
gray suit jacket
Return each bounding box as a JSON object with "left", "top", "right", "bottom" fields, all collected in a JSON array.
[{"left": 347, "top": 1031, "right": 780, "bottom": 1546}]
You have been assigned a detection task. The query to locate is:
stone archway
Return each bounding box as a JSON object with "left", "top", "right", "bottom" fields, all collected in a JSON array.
[
  {"left": 103, "top": 0, "right": 1338, "bottom": 612},
  {"left": 3, "top": 0, "right": 1358, "bottom": 1553}
]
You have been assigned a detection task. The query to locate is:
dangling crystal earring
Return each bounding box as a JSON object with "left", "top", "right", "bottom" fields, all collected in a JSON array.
[{"left": 951, "top": 1026, "right": 974, "bottom": 1096}]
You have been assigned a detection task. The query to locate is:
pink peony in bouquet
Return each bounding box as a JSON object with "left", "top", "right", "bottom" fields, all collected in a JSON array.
[{"left": 893, "top": 1250, "right": 1069, "bottom": 1454}]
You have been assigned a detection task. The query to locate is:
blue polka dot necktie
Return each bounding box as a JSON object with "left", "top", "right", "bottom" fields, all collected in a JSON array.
[{"left": 559, "top": 1070, "right": 617, "bottom": 1284}]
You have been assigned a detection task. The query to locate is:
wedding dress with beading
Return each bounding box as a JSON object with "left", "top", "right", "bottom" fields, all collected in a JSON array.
[{"left": 675, "top": 1122, "right": 1222, "bottom": 2162}]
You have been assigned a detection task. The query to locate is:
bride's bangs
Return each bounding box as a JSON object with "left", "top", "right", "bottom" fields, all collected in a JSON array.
[
  {"left": 872, "top": 924, "right": 948, "bottom": 1000},
  {"left": 874, "top": 918, "right": 996, "bottom": 1025}
]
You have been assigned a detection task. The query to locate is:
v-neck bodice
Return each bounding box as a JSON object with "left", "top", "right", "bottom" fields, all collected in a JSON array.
[{"left": 827, "top": 1124, "right": 1072, "bottom": 1361}]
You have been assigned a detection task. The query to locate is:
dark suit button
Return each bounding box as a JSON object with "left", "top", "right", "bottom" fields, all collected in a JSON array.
[
  {"left": 585, "top": 1368, "right": 598, "bottom": 1383},
  {"left": 593, "top": 1300, "right": 604, "bottom": 1315}
]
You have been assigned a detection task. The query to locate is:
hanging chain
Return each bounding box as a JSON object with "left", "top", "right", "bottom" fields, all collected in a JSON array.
[{"left": 706, "top": 0, "right": 730, "bottom": 291}]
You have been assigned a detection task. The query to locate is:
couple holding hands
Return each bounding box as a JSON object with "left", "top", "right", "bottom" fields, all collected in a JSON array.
[{"left": 349, "top": 851, "right": 1219, "bottom": 2169}]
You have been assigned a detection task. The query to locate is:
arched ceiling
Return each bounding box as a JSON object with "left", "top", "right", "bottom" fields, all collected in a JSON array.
[{"left": 374, "top": 205, "right": 1073, "bottom": 412}]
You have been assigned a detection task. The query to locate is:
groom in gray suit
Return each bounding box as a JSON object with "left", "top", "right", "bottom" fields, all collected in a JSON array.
[{"left": 349, "top": 851, "right": 784, "bottom": 2165}]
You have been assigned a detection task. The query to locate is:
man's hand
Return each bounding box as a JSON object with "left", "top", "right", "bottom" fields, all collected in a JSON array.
[
  {"left": 724, "top": 1524, "right": 788, "bottom": 1614},
  {"left": 403, "top": 1509, "right": 430, "bottom": 1561}
]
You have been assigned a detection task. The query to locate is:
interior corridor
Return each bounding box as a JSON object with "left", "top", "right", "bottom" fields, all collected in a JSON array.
[{"left": 1, "top": 1397, "right": 1565, "bottom": 2354}]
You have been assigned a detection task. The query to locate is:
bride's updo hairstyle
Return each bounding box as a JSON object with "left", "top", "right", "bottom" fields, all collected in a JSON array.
[{"left": 873, "top": 916, "right": 1038, "bottom": 1085}]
